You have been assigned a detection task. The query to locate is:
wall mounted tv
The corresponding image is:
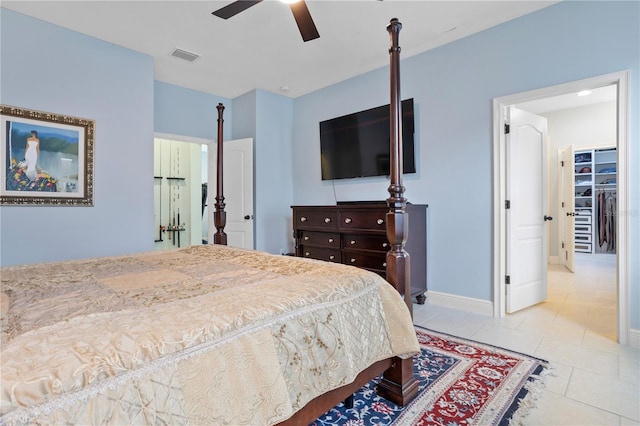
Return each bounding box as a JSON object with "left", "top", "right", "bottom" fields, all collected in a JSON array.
[{"left": 319, "top": 98, "right": 415, "bottom": 180}]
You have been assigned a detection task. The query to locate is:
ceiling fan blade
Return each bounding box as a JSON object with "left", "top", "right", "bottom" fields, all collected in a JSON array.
[
  {"left": 212, "top": 0, "right": 262, "bottom": 19},
  {"left": 290, "top": 0, "right": 320, "bottom": 42}
]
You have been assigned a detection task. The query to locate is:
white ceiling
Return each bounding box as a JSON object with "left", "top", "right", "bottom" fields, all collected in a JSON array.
[
  {"left": 517, "top": 85, "right": 618, "bottom": 114},
  {"left": 3, "top": 0, "right": 561, "bottom": 99}
]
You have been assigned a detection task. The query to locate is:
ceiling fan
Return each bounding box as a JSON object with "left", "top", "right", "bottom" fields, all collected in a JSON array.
[{"left": 212, "top": 0, "right": 320, "bottom": 42}]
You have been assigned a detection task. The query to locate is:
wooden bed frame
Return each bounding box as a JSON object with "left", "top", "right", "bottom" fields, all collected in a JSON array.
[{"left": 212, "top": 18, "right": 418, "bottom": 425}]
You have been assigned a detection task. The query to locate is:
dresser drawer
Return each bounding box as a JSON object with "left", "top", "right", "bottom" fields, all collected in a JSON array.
[
  {"left": 343, "top": 251, "right": 387, "bottom": 270},
  {"left": 300, "top": 231, "right": 340, "bottom": 248},
  {"left": 343, "top": 233, "right": 389, "bottom": 252},
  {"left": 338, "top": 209, "right": 387, "bottom": 231},
  {"left": 301, "top": 247, "right": 341, "bottom": 263},
  {"left": 294, "top": 209, "right": 338, "bottom": 230}
]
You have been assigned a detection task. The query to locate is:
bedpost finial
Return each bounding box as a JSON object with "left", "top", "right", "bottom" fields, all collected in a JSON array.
[
  {"left": 387, "top": 18, "right": 402, "bottom": 32},
  {"left": 387, "top": 18, "right": 402, "bottom": 52}
]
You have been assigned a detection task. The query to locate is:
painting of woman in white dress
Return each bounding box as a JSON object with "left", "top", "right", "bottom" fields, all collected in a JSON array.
[
  {"left": 4, "top": 121, "right": 80, "bottom": 193},
  {"left": 1, "top": 105, "right": 94, "bottom": 206},
  {"left": 2, "top": 118, "right": 81, "bottom": 193}
]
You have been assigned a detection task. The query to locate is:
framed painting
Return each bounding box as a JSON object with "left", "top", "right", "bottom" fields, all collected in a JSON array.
[{"left": 0, "top": 105, "right": 95, "bottom": 206}]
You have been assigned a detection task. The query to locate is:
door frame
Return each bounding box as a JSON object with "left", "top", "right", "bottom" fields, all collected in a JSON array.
[{"left": 491, "top": 71, "right": 630, "bottom": 345}]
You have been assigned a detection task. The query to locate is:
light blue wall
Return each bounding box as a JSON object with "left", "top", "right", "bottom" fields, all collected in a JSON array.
[
  {"left": 154, "top": 81, "right": 232, "bottom": 141},
  {"left": 232, "top": 91, "right": 257, "bottom": 140},
  {"left": 232, "top": 90, "right": 295, "bottom": 253},
  {"left": 292, "top": 1, "right": 639, "bottom": 327},
  {"left": 0, "top": 8, "right": 155, "bottom": 266},
  {"left": 255, "top": 90, "right": 295, "bottom": 254}
]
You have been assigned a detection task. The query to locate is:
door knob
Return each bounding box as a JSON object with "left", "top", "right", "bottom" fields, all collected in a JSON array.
[
  {"left": 566, "top": 212, "right": 576, "bottom": 217},
  {"left": 544, "top": 215, "right": 553, "bottom": 221}
]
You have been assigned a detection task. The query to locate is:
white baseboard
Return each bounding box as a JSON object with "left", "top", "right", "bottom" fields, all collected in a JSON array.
[
  {"left": 426, "top": 290, "right": 493, "bottom": 317},
  {"left": 630, "top": 328, "right": 640, "bottom": 349}
]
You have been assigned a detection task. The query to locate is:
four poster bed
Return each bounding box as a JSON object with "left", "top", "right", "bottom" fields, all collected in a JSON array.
[{"left": 0, "top": 19, "right": 417, "bottom": 425}]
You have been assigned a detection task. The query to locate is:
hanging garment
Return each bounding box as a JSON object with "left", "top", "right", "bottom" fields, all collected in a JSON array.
[
  {"left": 606, "top": 193, "right": 616, "bottom": 252},
  {"left": 598, "top": 190, "right": 607, "bottom": 247}
]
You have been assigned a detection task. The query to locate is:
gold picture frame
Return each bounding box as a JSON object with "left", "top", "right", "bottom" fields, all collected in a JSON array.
[{"left": 1, "top": 105, "right": 95, "bottom": 206}]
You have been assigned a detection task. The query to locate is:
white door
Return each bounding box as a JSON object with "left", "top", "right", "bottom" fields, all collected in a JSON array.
[
  {"left": 560, "top": 145, "right": 575, "bottom": 272},
  {"left": 209, "top": 138, "right": 254, "bottom": 249},
  {"left": 506, "top": 107, "right": 549, "bottom": 313}
]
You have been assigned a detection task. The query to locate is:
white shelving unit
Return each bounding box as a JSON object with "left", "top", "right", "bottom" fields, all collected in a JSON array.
[{"left": 573, "top": 148, "right": 617, "bottom": 254}]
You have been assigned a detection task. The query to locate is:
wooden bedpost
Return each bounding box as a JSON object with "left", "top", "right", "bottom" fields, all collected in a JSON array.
[
  {"left": 376, "top": 17, "right": 420, "bottom": 407},
  {"left": 384, "top": 18, "right": 412, "bottom": 318},
  {"left": 214, "top": 102, "right": 227, "bottom": 245}
]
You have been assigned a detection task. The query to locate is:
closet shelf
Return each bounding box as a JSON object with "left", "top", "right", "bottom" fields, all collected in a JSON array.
[{"left": 573, "top": 148, "right": 617, "bottom": 254}]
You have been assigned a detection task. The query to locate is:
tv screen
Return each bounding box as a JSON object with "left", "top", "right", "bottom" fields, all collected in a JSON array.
[{"left": 319, "top": 98, "right": 415, "bottom": 180}]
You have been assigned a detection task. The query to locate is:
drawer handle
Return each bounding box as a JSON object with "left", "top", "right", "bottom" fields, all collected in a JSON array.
[
  {"left": 344, "top": 218, "right": 352, "bottom": 224},
  {"left": 350, "top": 240, "right": 356, "bottom": 245},
  {"left": 300, "top": 217, "right": 307, "bottom": 222},
  {"left": 328, "top": 238, "right": 334, "bottom": 243},
  {"left": 377, "top": 219, "right": 384, "bottom": 225},
  {"left": 305, "top": 252, "right": 310, "bottom": 257},
  {"left": 304, "top": 236, "right": 309, "bottom": 240},
  {"left": 350, "top": 258, "right": 356, "bottom": 263},
  {"left": 383, "top": 262, "right": 387, "bottom": 267},
  {"left": 324, "top": 217, "right": 332, "bottom": 223},
  {"left": 382, "top": 242, "right": 388, "bottom": 248},
  {"left": 329, "top": 255, "right": 335, "bottom": 260}
]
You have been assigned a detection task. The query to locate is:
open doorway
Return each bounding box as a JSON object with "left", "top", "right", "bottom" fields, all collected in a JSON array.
[
  {"left": 153, "top": 134, "right": 211, "bottom": 251},
  {"left": 519, "top": 89, "right": 618, "bottom": 340},
  {"left": 493, "top": 71, "right": 630, "bottom": 344},
  {"left": 515, "top": 85, "right": 617, "bottom": 263},
  {"left": 152, "top": 134, "right": 255, "bottom": 251}
]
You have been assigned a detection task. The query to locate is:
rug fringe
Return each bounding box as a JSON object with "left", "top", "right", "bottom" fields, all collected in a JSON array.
[{"left": 508, "top": 361, "right": 555, "bottom": 426}]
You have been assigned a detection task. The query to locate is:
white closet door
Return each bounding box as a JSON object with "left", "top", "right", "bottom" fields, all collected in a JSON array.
[{"left": 506, "top": 107, "right": 549, "bottom": 313}]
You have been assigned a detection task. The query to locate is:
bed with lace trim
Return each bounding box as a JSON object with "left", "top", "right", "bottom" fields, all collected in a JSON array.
[{"left": 0, "top": 244, "right": 418, "bottom": 425}]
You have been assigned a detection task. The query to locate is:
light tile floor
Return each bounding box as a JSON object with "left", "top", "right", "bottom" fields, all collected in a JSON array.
[{"left": 413, "top": 254, "right": 640, "bottom": 425}]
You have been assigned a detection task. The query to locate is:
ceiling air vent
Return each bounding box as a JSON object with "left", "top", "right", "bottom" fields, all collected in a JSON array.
[{"left": 171, "top": 48, "right": 200, "bottom": 62}]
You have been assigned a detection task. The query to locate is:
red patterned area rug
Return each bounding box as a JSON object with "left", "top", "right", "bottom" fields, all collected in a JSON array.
[{"left": 312, "top": 326, "right": 549, "bottom": 426}]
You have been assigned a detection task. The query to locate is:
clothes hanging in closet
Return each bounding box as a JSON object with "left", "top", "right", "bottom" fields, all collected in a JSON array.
[{"left": 597, "top": 189, "right": 616, "bottom": 252}]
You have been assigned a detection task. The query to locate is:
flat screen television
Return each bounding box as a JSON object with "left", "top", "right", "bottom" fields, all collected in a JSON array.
[{"left": 319, "top": 98, "right": 415, "bottom": 180}]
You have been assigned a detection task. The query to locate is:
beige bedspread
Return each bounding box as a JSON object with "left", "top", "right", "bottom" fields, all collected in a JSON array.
[{"left": 0, "top": 244, "right": 418, "bottom": 425}]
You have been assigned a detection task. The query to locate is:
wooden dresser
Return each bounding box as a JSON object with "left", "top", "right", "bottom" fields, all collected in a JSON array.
[{"left": 292, "top": 202, "right": 427, "bottom": 304}]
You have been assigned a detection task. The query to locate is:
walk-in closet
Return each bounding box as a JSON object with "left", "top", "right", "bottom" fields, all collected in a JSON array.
[
  {"left": 153, "top": 138, "right": 208, "bottom": 250},
  {"left": 574, "top": 148, "right": 617, "bottom": 255}
]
